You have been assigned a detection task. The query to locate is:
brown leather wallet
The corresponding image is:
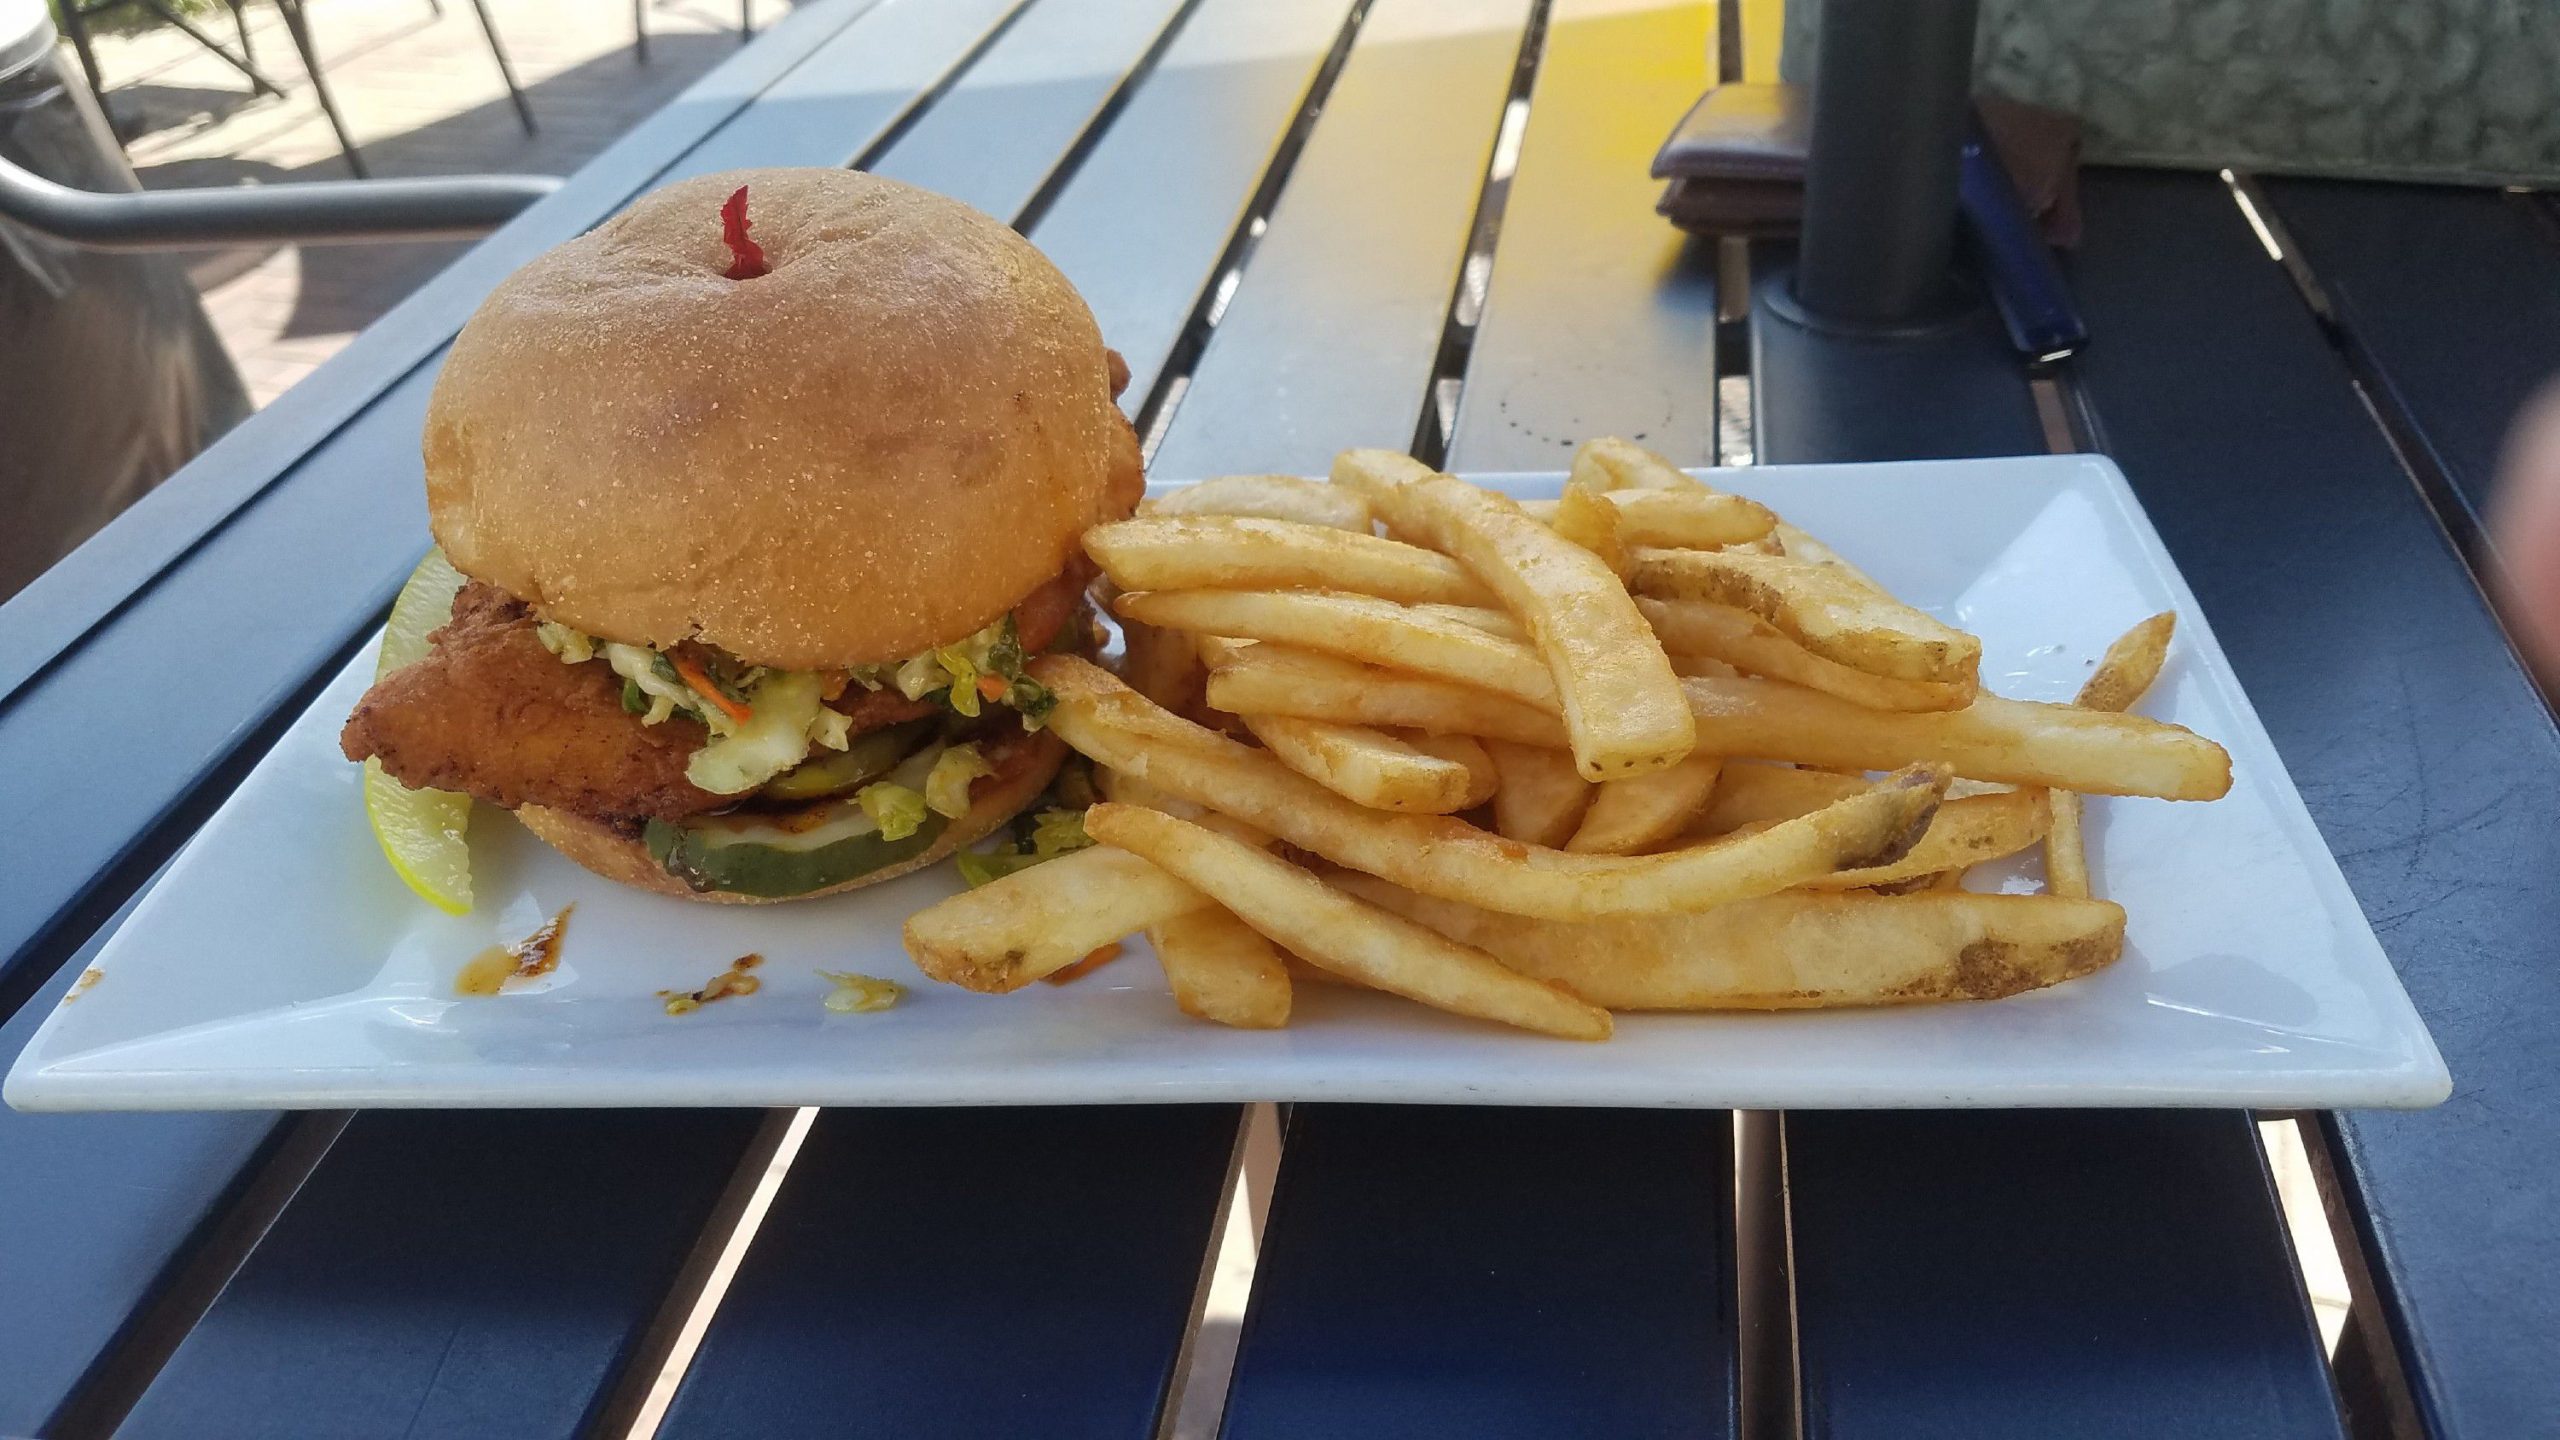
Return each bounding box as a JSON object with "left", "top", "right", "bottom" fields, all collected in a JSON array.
[{"left": 1651, "top": 83, "right": 2082, "bottom": 247}]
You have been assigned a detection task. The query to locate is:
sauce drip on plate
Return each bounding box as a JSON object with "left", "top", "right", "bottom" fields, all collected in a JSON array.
[
  {"left": 661, "top": 953, "right": 763, "bottom": 1014},
  {"left": 456, "top": 905, "right": 573, "bottom": 996}
]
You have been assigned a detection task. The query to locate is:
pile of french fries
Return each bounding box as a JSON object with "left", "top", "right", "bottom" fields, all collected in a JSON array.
[{"left": 902, "top": 439, "right": 2232, "bottom": 1040}]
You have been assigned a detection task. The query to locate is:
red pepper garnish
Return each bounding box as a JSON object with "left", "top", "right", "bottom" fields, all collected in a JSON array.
[{"left": 719, "top": 186, "right": 768, "bottom": 280}]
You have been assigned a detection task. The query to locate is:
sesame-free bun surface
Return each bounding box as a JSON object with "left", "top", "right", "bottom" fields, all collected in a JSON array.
[
  {"left": 517, "top": 730, "right": 1065, "bottom": 903},
  {"left": 425, "top": 168, "right": 1140, "bottom": 670}
]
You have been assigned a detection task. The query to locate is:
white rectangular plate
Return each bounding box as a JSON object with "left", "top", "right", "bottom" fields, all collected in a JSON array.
[{"left": 6, "top": 457, "right": 2449, "bottom": 1111}]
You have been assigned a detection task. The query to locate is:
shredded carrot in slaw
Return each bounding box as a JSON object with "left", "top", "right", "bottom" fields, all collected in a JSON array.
[{"left": 672, "top": 653, "right": 754, "bottom": 724}]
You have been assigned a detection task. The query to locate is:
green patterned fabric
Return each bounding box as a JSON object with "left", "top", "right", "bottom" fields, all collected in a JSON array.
[{"left": 1782, "top": 0, "right": 2560, "bottom": 187}]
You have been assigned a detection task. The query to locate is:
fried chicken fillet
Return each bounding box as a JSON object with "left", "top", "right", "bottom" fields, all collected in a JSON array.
[{"left": 343, "top": 570, "right": 1090, "bottom": 828}]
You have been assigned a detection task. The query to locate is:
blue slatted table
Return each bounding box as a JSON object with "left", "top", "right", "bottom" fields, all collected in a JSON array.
[{"left": 3, "top": 2, "right": 2554, "bottom": 1436}]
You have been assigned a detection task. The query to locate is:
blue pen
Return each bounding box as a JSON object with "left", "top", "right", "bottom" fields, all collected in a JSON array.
[{"left": 1960, "top": 117, "right": 2088, "bottom": 363}]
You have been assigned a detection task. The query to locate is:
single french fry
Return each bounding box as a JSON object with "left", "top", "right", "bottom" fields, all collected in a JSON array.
[
  {"left": 2046, "top": 793, "right": 2091, "bottom": 899},
  {"left": 1400, "top": 731, "right": 1498, "bottom": 807},
  {"left": 1032, "top": 657, "right": 1946, "bottom": 920},
  {"left": 1572, "top": 435, "right": 1702, "bottom": 492},
  {"left": 1568, "top": 749, "right": 1725, "bottom": 855},
  {"left": 1641, "top": 596, "right": 1975, "bottom": 711},
  {"left": 1121, "top": 589, "right": 1561, "bottom": 711},
  {"left": 1683, "top": 673, "right": 2231, "bottom": 800},
  {"left": 1084, "top": 515, "right": 1494, "bottom": 606},
  {"left": 903, "top": 845, "right": 1210, "bottom": 993},
  {"left": 2075, "top": 611, "right": 2177, "bottom": 713},
  {"left": 1521, "top": 489, "right": 1778, "bottom": 549},
  {"left": 1798, "top": 788, "right": 2049, "bottom": 889},
  {"left": 1483, "top": 740, "right": 1595, "bottom": 847},
  {"left": 1097, "top": 767, "right": 1276, "bottom": 847},
  {"left": 1240, "top": 713, "right": 1486, "bottom": 813},
  {"left": 1203, "top": 644, "right": 1570, "bottom": 747},
  {"left": 1329, "top": 447, "right": 1437, "bottom": 502},
  {"left": 1118, "top": 610, "right": 1208, "bottom": 719},
  {"left": 2046, "top": 611, "right": 2179, "bottom": 898},
  {"left": 1693, "top": 762, "right": 1869, "bottom": 835},
  {"left": 1335, "top": 872, "right": 2127, "bottom": 1009},
  {"left": 1086, "top": 804, "right": 1612, "bottom": 1040},
  {"left": 1368, "top": 473, "right": 1695, "bottom": 780},
  {"left": 1630, "top": 547, "right": 1982, "bottom": 686},
  {"left": 1409, "top": 602, "right": 1526, "bottom": 640},
  {"left": 1547, "top": 471, "right": 1627, "bottom": 575},
  {"left": 1768, "top": 521, "right": 1885, "bottom": 588},
  {"left": 1144, "top": 474, "right": 1373, "bottom": 530},
  {"left": 1149, "top": 905, "right": 1292, "bottom": 1029}
]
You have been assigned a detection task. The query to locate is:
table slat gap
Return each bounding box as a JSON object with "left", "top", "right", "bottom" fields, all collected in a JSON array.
[
  {"left": 838, "top": 0, "right": 1044, "bottom": 174},
  {"left": 1008, "top": 0, "right": 1218, "bottom": 237},
  {"left": 1144, "top": 1105, "right": 1257, "bottom": 1440},
  {"left": 1405, "top": 0, "right": 1553, "bottom": 467},
  {"left": 41, "top": 1110, "right": 351, "bottom": 1440},
  {"left": 584, "top": 1107, "right": 812, "bottom": 1440},
  {"left": 2300, "top": 1113, "right": 2429, "bottom": 1440},
  {"left": 1126, "top": 0, "right": 1380, "bottom": 464}
]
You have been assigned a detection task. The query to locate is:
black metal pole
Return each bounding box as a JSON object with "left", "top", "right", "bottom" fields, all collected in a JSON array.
[{"left": 1792, "top": 0, "right": 1981, "bottom": 328}]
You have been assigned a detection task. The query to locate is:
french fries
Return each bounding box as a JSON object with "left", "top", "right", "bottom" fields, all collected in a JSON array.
[
  {"left": 1086, "top": 804, "right": 1612, "bottom": 1040},
  {"left": 1144, "top": 474, "right": 1374, "bottom": 531},
  {"left": 1640, "top": 596, "right": 1974, "bottom": 711},
  {"left": 1150, "top": 906, "right": 1292, "bottom": 1029},
  {"left": 1203, "top": 644, "right": 1570, "bottom": 747},
  {"left": 1523, "top": 489, "right": 1777, "bottom": 548},
  {"left": 1335, "top": 872, "right": 2127, "bottom": 1009},
  {"left": 1568, "top": 749, "right": 1724, "bottom": 855},
  {"left": 895, "top": 437, "right": 2229, "bottom": 1041},
  {"left": 1033, "top": 657, "right": 1946, "bottom": 921},
  {"left": 1338, "top": 456, "right": 1694, "bottom": 779},
  {"left": 1630, "top": 548, "right": 1982, "bottom": 686},
  {"left": 904, "top": 844, "right": 1209, "bottom": 993},
  {"left": 1682, "top": 673, "right": 2230, "bottom": 800},
  {"left": 1120, "top": 589, "right": 1560, "bottom": 710},
  {"left": 1798, "top": 787, "right": 2048, "bottom": 890},
  {"left": 1483, "top": 740, "right": 1593, "bottom": 846},
  {"left": 2047, "top": 612, "right": 2178, "bottom": 898},
  {"left": 1084, "top": 515, "right": 1493, "bottom": 606},
  {"left": 1241, "top": 713, "right": 1488, "bottom": 814}
]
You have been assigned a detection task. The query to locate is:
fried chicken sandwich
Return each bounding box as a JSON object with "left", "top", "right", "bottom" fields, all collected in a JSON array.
[{"left": 342, "top": 168, "right": 1141, "bottom": 901}]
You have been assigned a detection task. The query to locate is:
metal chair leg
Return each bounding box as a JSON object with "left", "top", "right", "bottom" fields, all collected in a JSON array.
[
  {"left": 462, "top": 0, "right": 536, "bottom": 136},
  {"left": 740, "top": 0, "right": 753, "bottom": 38},
  {"left": 226, "top": 0, "right": 256, "bottom": 67},
  {"left": 631, "top": 0, "right": 650, "bottom": 63},
  {"left": 131, "top": 0, "right": 288, "bottom": 97},
  {"left": 273, "top": 0, "right": 368, "bottom": 178}
]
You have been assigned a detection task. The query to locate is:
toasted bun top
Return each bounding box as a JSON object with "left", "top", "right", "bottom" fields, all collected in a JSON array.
[{"left": 424, "top": 168, "right": 1140, "bottom": 669}]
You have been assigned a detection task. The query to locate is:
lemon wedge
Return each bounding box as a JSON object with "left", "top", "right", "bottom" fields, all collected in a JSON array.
[{"left": 364, "top": 549, "right": 473, "bottom": 914}]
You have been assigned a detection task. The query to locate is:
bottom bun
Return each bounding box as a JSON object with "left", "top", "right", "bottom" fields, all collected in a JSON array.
[{"left": 518, "top": 729, "right": 1067, "bottom": 904}]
